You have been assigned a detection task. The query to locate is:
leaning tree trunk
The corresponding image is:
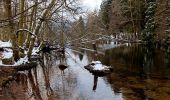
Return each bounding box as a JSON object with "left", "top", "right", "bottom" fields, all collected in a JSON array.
[
  {"left": 27, "top": 0, "right": 56, "bottom": 59},
  {"left": 26, "top": 0, "right": 38, "bottom": 48}
]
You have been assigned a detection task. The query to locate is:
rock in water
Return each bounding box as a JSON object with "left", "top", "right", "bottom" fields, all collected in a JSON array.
[
  {"left": 41, "top": 46, "right": 51, "bottom": 53},
  {"left": 58, "top": 64, "right": 68, "bottom": 71},
  {"left": 84, "top": 61, "right": 113, "bottom": 76},
  {"left": 0, "top": 48, "right": 4, "bottom": 52}
]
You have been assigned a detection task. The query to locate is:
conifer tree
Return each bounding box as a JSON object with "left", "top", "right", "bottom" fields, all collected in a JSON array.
[
  {"left": 99, "top": 0, "right": 112, "bottom": 30},
  {"left": 142, "top": 0, "right": 157, "bottom": 43}
]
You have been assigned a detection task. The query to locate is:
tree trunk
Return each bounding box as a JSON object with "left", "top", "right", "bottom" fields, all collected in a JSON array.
[
  {"left": 129, "top": 0, "right": 135, "bottom": 34},
  {"left": 4, "top": 0, "right": 19, "bottom": 61},
  {"left": 18, "top": 0, "right": 25, "bottom": 46},
  {"left": 26, "top": 0, "right": 38, "bottom": 48},
  {"left": 27, "top": 0, "right": 57, "bottom": 59}
]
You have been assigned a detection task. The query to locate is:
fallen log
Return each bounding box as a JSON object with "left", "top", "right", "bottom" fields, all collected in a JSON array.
[
  {"left": 14, "top": 62, "right": 37, "bottom": 71},
  {"left": 0, "top": 62, "right": 37, "bottom": 71}
]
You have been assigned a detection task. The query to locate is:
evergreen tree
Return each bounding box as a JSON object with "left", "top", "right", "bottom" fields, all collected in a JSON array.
[
  {"left": 78, "top": 16, "right": 85, "bottom": 36},
  {"left": 120, "top": 0, "right": 145, "bottom": 34},
  {"left": 164, "top": 1, "right": 170, "bottom": 51},
  {"left": 99, "top": 0, "right": 112, "bottom": 30},
  {"left": 142, "top": 0, "right": 157, "bottom": 43}
]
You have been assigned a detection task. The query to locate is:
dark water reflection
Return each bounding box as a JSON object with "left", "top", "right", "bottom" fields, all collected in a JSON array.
[
  {"left": 1, "top": 44, "right": 170, "bottom": 100},
  {"left": 100, "top": 44, "right": 170, "bottom": 78},
  {"left": 99, "top": 44, "right": 170, "bottom": 100}
]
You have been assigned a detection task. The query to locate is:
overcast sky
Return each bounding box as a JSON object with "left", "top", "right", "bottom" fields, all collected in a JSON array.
[{"left": 82, "top": 0, "right": 102, "bottom": 11}]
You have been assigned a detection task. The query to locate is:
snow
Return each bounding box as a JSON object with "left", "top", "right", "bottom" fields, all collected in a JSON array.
[
  {"left": 32, "top": 47, "right": 40, "bottom": 55},
  {"left": 2, "top": 48, "right": 13, "bottom": 59},
  {"left": 0, "top": 39, "right": 36, "bottom": 66},
  {"left": 0, "top": 40, "right": 12, "bottom": 48},
  {"left": 91, "top": 61, "right": 105, "bottom": 70},
  {"left": 0, "top": 40, "right": 32, "bottom": 66},
  {"left": 0, "top": 56, "right": 29, "bottom": 66},
  {"left": 14, "top": 56, "right": 29, "bottom": 65},
  {"left": 91, "top": 61, "right": 101, "bottom": 64},
  {"left": 0, "top": 60, "right": 2, "bottom": 65}
]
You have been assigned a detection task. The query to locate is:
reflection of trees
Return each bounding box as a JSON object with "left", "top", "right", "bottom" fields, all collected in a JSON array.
[
  {"left": 141, "top": 45, "right": 155, "bottom": 78},
  {"left": 1, "top": 50, "right": 82, "bottom": 100},
  {"left": 58, "top": 56, "right": 68, "bottom": 74},
  {"left": 93, "top": 76, "right": 98, "bottom": 91},
  {"left": 109, "top": 73, "right": 170, "bottom": 100},
  {"left": 28, "top": 70, "right": 43, "bottom": 100},
  {"left": 2, "top": 73, "right": 30, "bottom": 100},
  {"left": 39, "top": 54, "right": 54, "bottom": 97},
  {"left": 102, "top": 44, "right": 170, "bottom": 100},
  {"left": 15, "top": 73, "right": 28, "bottom": 91},
  {"left": 2, "top": 57, "right": 55, "bottom": 100},
  {"left": 165, "top": 50, "right": 170, "bottom": 66},
  {"left": 100, "top": 44, "right": 156, "bottom": 78},
  {"left": 40, "top": 52, "right": 78, "bottom": 99}
]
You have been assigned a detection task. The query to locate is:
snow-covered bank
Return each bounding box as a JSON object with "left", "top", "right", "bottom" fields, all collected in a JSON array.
[{"left": 0, "top": 56, "right": 29, "bottom": 66}]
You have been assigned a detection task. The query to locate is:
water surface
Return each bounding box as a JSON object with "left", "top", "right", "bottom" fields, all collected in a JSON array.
[{"left": 1, "top": 43, "right": 170, "bottom": 100}]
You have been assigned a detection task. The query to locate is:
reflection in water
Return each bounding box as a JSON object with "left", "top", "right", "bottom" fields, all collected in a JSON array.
[
  {"left": 1, "top": 44, "right": 170, "bottom": 100},
  {"left": 93, "top": 76, "right": 98, "bottom": 91},
  {"left": 0, "top": 48, "right": 123, "bottom": 100},
  {"left": 58, "top": 56, "right": 68, "bottom": 75},
  {"left": 100, "top": 44, "right": 170, "bottom": 78},
  {"left": 99, "top": 44, "right": 170, "bottom": 100},
  {"left": 65, "top": 49, "right": 123, "bottom": 100}
]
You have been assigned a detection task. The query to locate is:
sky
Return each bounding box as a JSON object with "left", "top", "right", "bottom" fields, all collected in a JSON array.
[{"left": 82, "top": 0, "right": 102, "bottom": 11}]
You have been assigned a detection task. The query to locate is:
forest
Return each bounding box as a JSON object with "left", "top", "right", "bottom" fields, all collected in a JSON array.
[{"left": 0, "top": 0, "right": 170, "bottom": 100}]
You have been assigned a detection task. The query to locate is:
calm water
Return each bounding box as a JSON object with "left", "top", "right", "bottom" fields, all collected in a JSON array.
[{"left": 1, "top": 43, "right": 170, "bottom": 100}]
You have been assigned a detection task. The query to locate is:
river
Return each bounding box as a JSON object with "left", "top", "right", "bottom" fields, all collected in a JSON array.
[{"left": 1, "top": 43, "right": 170, "bottom": 100}]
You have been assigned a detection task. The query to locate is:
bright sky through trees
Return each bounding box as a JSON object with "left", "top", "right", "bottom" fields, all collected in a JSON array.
[{"left": 82, "top": 0, "right": 102, "bottom": 11}]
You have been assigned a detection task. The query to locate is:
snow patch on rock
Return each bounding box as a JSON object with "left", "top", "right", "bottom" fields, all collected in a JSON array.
[
  {"left": 91, "top": 61, "right": 106, "bottom": 70},
  {"left": 0, "top": 40, "right": 12, "bottom": 48},
  {"left": 2, "top": 48, "right": 13, "bottom": 59}
]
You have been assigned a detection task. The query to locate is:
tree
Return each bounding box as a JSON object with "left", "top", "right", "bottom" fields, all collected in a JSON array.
[
  {"left": 99, "top": 0, "right": 112, "bottom": 30},
  {"left": 142, "top": 0, "right": 157, "bottom": 43},
  {"left": 27, "top": 0, "right": 57, "bottom": 59},
  {"left": 78, "top": 16, "right": 85, "bottom": 36},
  {"left": 18, "top": 0, "right": 26, "bottom": 47},
  {"left": 3, "top": 0, "right": 20, "bottom": 61},
  {"left": 120, "top": 0, "right": 146, "bottom": 35},
  {"left": 86, "top": 12, "right": 102, "bottom": 38}
]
